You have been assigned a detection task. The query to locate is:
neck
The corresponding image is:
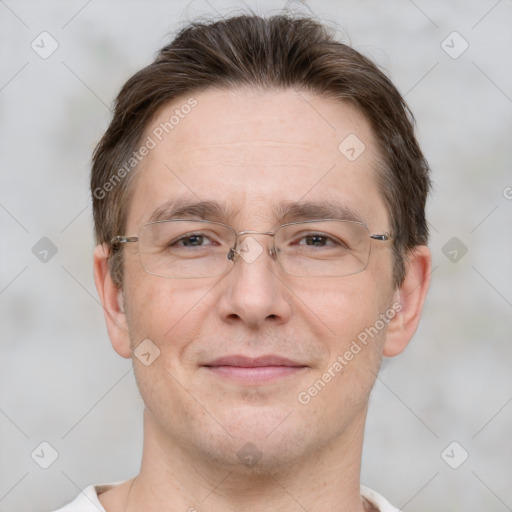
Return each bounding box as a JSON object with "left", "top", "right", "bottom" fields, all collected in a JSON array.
[{"left": 112, "top": 408, "right": 371, "bottom": 512}]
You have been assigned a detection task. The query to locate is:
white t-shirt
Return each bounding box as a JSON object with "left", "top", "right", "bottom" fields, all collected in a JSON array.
[{"left": 52, "top": 483, "right": 399, "bottom": 511}]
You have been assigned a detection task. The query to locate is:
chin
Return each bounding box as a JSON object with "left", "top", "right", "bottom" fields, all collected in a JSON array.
[{"left": 188, "top": 406, "right": 318, "bottom": 475}]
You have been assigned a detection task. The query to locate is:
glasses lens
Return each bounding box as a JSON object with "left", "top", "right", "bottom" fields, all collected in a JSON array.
[
  {"left": 275, "top": 220, "right": 371, "bottom": 277},
  {"left": 137, "top": 220, "right": 236, "bottom": 278}
]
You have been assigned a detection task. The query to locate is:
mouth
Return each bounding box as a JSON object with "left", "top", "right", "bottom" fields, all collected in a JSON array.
[{"left": 202, "top": 355, "right": 308, "bottom": 384}]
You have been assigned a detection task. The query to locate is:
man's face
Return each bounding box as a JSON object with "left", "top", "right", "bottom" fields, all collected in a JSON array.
[{"left": 120, "top": 88, "right": 396, "bottom": 471}]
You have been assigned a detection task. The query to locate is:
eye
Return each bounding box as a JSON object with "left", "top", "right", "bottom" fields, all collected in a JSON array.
[
  {"left": 299, "top": 234, "right": 334, "bottom": 247},
  {"left": 170, "top": 232, "right": 217, "bottom": 248},
  {"left": 178, "top": 234, "right": 207, "bottom": 247},
  {"left": 295, "top": 233, "right": 348, "bottom": 248}
]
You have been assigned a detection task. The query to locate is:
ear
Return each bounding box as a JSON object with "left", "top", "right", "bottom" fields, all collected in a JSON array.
[
  {"left": 383, "top": 245, "right": 431, "bottom": 357},
  {"left": 93, "top": 243, "right": 132, "bottom": 358}
]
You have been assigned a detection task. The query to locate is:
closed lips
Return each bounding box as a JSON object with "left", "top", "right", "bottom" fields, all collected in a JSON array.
[{"left": 203, "top": 355, "right": 307, "bottom": 367}]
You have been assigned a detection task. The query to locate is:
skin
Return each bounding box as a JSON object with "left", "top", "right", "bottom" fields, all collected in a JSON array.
[{"left": 93, "top": 88, "right": 431, "bottom": 512}]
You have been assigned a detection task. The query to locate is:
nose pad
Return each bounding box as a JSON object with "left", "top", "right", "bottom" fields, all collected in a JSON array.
[{"left": 227, "top": 236, "right": 278, "bottom": 265}]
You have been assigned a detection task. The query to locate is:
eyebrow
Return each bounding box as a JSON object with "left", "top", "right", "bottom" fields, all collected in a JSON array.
[
  {"left": 148, "top": 199, "right": 240, "bottom": 223},
  {"left": 147, "top": 198, "right": 364, "bottom": 225},
  {"left": 274, "top": 200, "right": 364, "bottom": 224}
]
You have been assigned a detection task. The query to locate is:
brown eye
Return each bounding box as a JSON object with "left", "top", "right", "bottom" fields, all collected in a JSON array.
[
  {"left": 175, "top": 234, "right": 209, "bottom": 247},
  {"left": 302, "top": 235, "right": 330, "bottom": 246}
]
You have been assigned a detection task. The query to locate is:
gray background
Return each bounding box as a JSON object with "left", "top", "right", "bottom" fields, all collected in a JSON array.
[{"left": 1, "top": 0, "right": 511, "bottom": 511}]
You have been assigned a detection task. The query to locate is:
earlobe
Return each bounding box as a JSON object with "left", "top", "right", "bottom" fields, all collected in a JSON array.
[
  {"left": 383, "top": 246, "right": 431, "bottom": 357},
  {"left": 93, "top": 243, "right": 132, "bottom": 359}
]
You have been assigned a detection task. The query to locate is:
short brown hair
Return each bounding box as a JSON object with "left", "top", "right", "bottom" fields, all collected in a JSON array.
[{"left": 91, "top": 13, "right": 430, "bottom": 288}]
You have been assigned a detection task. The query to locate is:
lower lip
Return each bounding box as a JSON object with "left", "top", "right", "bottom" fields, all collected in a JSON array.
[{"left": 204, "top": 365, "right": 306, "bottom": 383}]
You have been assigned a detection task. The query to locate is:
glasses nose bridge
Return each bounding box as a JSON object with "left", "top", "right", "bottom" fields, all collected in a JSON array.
[{"left": 236, "top": 229, "right": 276, "bottom": 238}]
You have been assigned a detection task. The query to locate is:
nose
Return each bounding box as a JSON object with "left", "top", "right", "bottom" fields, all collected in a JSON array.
[{"left": 216, "top": 234, "right": 292, "bottom": 329}]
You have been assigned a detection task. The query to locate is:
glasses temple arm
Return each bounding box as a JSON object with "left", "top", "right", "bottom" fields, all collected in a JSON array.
[{"left": 370, "top": 233, "right": 392, "bottom": 241}]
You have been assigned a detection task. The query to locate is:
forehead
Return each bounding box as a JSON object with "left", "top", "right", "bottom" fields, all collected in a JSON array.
[{"left": 126, "top": 88, "right": 387, "bottom": 230}]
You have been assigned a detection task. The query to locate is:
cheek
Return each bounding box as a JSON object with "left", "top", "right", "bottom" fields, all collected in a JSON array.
[
  {"left": 124, "top": 275, "right": 209, "bottom": 414},
  {"left": 295, "top": 271, "right": 392, "bottom": 338},
  {"left": 291, "top": 271, "right": 395, "bottom": 390},
  {"left": 123, "top": 269, "right": 220, "bottom": 361}
]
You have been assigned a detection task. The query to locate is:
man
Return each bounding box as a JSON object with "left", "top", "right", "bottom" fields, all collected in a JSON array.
[{"left": 55, "top": 12, "right": 431, "bottom": 512}]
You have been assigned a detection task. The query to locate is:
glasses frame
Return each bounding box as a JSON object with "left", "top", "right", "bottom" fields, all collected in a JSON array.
[{"left": 110, "top": 218, "right": 393, "bottom": 278}]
